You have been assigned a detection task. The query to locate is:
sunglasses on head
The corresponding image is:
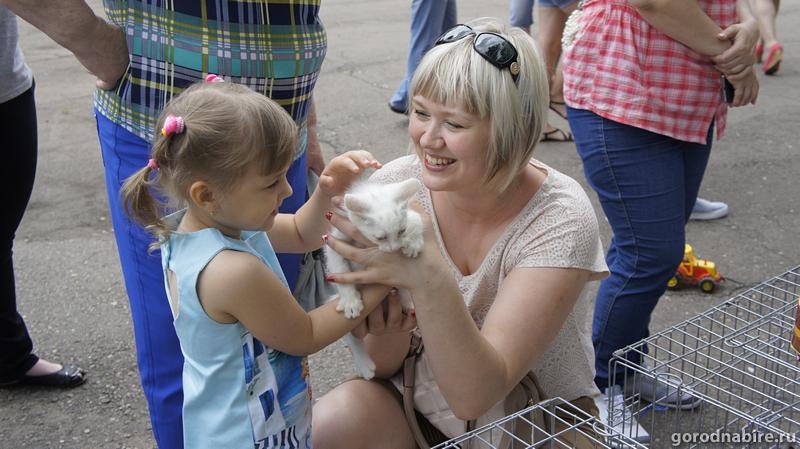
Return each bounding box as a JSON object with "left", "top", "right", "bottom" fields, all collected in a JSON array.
[{"left": 434, "top": 24, "right": 520, "bottom": 81}]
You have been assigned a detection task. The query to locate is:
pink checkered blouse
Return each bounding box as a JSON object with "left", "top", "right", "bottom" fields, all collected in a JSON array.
[{"left": 562, "top": 0, "right": 738, "bottom": 144}]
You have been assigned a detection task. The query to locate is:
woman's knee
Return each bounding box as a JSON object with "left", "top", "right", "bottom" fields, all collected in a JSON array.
[{"left": 313, "top": 379, "right": 415, "bottom": 449}]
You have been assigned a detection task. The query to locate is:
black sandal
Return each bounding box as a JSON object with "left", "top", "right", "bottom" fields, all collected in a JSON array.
[
  {"left": 549, "top": 100, "right": 569, "bottom": 120},
  {"left": 540, "top": 127, "right": 574, "bottom": 143},
  {"left": 1, "top": 365, "right": 87, "bottom": 388}
]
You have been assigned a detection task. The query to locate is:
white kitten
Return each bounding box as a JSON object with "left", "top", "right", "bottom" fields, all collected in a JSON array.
[{"left": 325, "top": 179, "right": 424, "bottom": 379}]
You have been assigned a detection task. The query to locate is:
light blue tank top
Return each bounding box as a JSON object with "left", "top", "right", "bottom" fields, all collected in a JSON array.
[{"left": 161, "top": 212, "right": 312, "bottom": 449}]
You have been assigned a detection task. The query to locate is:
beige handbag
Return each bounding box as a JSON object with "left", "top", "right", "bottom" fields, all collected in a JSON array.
[{"left": 402, "top": 333, "right": 548, "bottom": 449}]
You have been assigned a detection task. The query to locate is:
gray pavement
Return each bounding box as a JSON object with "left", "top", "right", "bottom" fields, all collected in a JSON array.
[{"left": 2, "top": 1, "right": 799, "bottom": 448}]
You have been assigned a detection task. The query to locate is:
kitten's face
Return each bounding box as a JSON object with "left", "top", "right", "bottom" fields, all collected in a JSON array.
[
  {"left": 344, "top": 180, "right": 420, "bottom": 252},
  {"left": 350, "top": 202, "right": 410, "bottom": 251}
]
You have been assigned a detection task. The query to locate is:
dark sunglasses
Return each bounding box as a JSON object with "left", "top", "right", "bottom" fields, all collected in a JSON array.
[{"left": 434, "top": 24, "right": 520, "bottom": 81}]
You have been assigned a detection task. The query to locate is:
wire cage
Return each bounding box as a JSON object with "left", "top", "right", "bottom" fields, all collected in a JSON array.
[
  {"left": 609, "top": 265, "right": 800, "bottom": 448},
  {"left": 433, "top": 397, "right": 650, "bottom": 449}
]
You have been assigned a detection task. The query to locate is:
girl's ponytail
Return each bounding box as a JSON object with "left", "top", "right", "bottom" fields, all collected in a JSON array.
[{"left": 120, "top": 158, "right": 168, "bottom": 251}]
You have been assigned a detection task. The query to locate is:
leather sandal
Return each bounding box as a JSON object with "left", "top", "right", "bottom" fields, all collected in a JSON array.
[
  {"left": 1, "top": 365, "right": 87, "bottom": 388},
  {"left": 540, "top": 127, "right": 573, "bottom": 143},
  {"left": 549, "top": 100, "right": 568, "bottom": 120}
]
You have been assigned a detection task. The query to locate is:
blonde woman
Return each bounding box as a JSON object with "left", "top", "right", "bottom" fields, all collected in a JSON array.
[{"left": 314, "top": 18, "right": 608, "bottom": 448}]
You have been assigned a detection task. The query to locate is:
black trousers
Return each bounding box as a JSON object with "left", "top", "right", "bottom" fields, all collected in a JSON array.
[{"left": 0, "top": 83, "right": 39, "bottom": 381}]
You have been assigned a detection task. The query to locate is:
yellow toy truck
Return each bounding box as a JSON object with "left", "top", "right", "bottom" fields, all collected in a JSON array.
[{"left": 667, "top": 244, "right": 722, "bottom": 293}]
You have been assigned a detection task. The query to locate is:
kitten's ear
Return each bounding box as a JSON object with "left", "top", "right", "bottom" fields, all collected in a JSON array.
[
  {"left": 344, "top": 194, "right": 370, "bottom": 213},
  {"left": 396, "top": 179, "right": 422, "bottom": 202}
]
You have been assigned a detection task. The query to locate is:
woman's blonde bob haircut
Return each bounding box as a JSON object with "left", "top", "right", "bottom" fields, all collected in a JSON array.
[{"left": 409, "top": 18, "right": 549, "bottom": 192}]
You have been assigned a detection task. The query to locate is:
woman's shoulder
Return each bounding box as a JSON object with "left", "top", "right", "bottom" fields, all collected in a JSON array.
[
  {"left": 529, "top": 159, "right": 595, "bottom": 218},
  {"left": 369, "top": 154, "right": 421, "bottom": 184},
  {"left": 506, "top": 160, "right": 606, "bottom": 274}
]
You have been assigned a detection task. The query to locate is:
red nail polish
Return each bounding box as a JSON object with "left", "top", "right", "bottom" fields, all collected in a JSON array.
[
  {"left": 325, "top": 275, "right": 336, "bottom": 283},
  {"left": 325, "top": 211, "right": 333, "bottom": 221}
]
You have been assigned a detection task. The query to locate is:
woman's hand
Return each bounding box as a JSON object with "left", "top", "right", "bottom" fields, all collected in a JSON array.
[
  {"left": 728, "top": 66, "right": 759, "bottom": 107},
  {"left": 350, "top": 289, "right": 417, "bottom": 339},
  {"left": 711, "top": 20, "right": 759, "bottom": 80},
  {"left": 325, "top": 203, "right": 444, "bottom": 292},
  {"left": 318, "top": 151, "right": 381, "bottom": 198}
]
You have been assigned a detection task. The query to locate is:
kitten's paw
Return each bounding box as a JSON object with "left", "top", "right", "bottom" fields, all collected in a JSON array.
[
  {"left": 353, "top": 357, "right": 376, "bottom": 380},
  {"left": 401, "top": 236, "right": 424, "bottom": 258},
  {"left": 337, "top": 295, "right": 365, "bottom": 319}
]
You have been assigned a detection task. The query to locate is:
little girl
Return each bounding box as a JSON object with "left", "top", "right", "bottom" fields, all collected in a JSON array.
[{"left": 121, "top": 79, "right": 388, "bottom": 449}]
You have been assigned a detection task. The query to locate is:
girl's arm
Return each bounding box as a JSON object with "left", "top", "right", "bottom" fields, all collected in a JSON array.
[
  {"left": 325, "top": 218, "right": 592, "bottom": 420},
  {"left": 267, "top": 151, "right": 381, "bottom": 253},
  {"left": 629, "top": 0, "right": 730, "bottom": 56},
  {"left": 197, "top": 249, "right": 390, "bottom": 356}
]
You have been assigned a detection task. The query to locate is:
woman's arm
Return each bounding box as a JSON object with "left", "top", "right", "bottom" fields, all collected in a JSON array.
[
  {"left": 1, "top": 0, "right": 128, "bottom": 86},
  {"left": 324, "top": 218, "right": 592, "bottom": 419},
  {"left": 630, "top": 0, "right": 730, "bottom": 56},
  {"left": 410, "top": 266, "right": 591, "bottom": 419}
]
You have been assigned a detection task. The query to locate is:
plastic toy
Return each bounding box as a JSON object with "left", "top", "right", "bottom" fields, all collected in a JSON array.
[{"left": 667, "top": 244, "right": 722, "bottom": 293}]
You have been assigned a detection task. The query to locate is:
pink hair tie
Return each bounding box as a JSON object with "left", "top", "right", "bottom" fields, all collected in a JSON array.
[
  {"left": 161, "top": 115, "right": 185, "bottom": 136},
  {"left": 205, "top": 74, "right": 224, "bottom": 83},
  {"left": 147, "top": 158, "right": 159, "bottom": 170}
]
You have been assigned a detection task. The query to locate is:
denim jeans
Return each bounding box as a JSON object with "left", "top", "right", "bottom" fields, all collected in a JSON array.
[
  {"left": 95, "top": 110, "right": 308, "bottom": 449},
  {"left": 389, "top": 0, "right": 457, "bottom": 111},
  {"left": 567, "top": 107, "right": 713, "bottom": 390}
]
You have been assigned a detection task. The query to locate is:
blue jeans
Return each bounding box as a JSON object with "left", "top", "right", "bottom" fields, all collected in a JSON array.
[
  {"left": 567, "top": 107, "right": 713, "bottom": 390},
  {"left": 509, "top": 0, "right": 580, "bottom": 28},
  {"left": 95, "top": 111, "right": 307, "bottom": 449},
  {"left": 389, "top": 0, "right": 457, "bottom": 111}
]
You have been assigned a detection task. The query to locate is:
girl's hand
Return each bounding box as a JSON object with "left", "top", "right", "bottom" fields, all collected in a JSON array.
[
  {"left": 351, "top": 289, "right": 417, "bottom": 339},
  {"left": 318, "top": 151, "right": 382, "bottom": 198},
  {"left": 712, "top": 20, "right": 759, "bottom": 79},
  {"left": 728, "top": 66, "right": 759, "bottom": 107},
  {"left": 324, "top": 202, "right": 443, "bottom": 292}
]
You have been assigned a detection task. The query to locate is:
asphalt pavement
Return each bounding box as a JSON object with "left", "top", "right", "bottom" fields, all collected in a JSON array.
[{"left": 2, "top": 1, "right": 798, "bottom": 448}]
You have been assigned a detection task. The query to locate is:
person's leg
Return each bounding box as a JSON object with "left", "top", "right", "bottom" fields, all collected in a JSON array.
[
  {"left": 539, "top": 1, "right": 578, "bottom": 108},
  {"left": 389, "top": 0, "right": 453, "bottom": 113},
  {"left": 536, "top": 1, "right": 579, "bottom": 142},
  {"left": 568, "top": 107, "right": 711, "bottom": 392},
  {"left": 313, "top": 379, "right": 417, "bottom": 449},
  {"left": 751, "top": 0, "right": 779, "bottom": 49},
  {"left": 509, "top": 0, "right": 535, "bottom": 34},
  {"left": 750, "top": 0, "right": 782, "bottom": 74},
  {"left": 95, "top": 111, "right": 184, "bottom": 449},
  {"left": 0, "top": 85, "right": 39, "bottom": 382}
]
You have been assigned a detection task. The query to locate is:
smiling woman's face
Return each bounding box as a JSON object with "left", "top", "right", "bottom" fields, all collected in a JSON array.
[{"left": 408, "top": 95, "right": 491, "bottom": 193}]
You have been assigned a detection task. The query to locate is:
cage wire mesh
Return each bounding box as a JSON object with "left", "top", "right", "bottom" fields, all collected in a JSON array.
[
  {"left": 433, "top": 397, "right": 649, "bottom": 449},
  {"left": 609, "top": 265, "right": 800, "bottom": 448}
]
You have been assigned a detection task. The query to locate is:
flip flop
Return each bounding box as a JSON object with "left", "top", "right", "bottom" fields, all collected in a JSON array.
[
  {"left": 0, "top": 365, "right": 87, "bottom": 388},
  {"left": 549, "top": 100, "right": 568, "bottom": 120},
  {"left": 540, "top": 127, "right": 573, "bottom": 143},
  {"left": 755, "top": 42, "right": 764, "bottom": 63},
  {"left": 763, "top": 43, "right": 784, "bottom": 75}
]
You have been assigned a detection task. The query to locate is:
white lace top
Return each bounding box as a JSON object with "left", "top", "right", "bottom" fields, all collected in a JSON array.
[{"left": 373, "top": 155, "right": 608, "bottom": 438}]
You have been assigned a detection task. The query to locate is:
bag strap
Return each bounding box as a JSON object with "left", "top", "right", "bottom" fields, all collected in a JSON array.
[
  {"left": 402, "top": 332, "right": 547, "bottom": 449},
  {"left": 403, "top": 331, "right": 430, "bottom": 449}
]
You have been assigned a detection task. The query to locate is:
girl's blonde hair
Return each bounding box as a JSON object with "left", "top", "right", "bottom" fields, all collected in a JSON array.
[
  {"left": 121, "top": 81, "right": 297, "bottom": 248},
  {"left": 409, "top": 18, "right": 549, "bottom": 192}
]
